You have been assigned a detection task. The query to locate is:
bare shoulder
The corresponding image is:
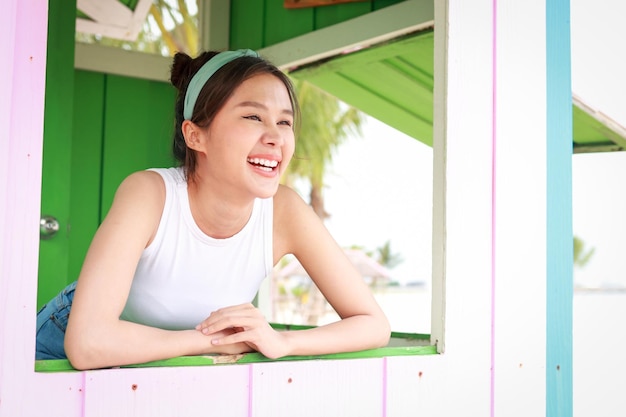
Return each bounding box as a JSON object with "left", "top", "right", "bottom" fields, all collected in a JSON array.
[
  {"left": 273, "top": 185, "right": 322, "bottom": 260},
  {"left": 116, "top": 170, "right": 165, "bottom": 197},
  {"left": 273, "top": 185, "right": 313, "bottom": 224},
  {"left": 102, "top": 170, "right": 166, "bottom": 236}
]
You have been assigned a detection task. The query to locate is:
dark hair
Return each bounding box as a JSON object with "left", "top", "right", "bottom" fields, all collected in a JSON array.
[{"left": 170, "top": 51, "right": 300, "bottom": 181}]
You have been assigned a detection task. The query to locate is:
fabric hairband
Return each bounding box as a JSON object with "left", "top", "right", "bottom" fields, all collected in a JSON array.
[{"left": 183, "top": 49, "right": 260, "bottom": 120}]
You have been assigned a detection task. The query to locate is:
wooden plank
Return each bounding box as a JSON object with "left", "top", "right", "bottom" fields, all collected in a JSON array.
[
  {"left": 259, "top": 0, "right": 434, "bottom": 69},
  {"left": 83, "top": 366, "right": 250, "bottom": 416},
  {"left": 492, "top": 0, "right": 549, "bottom": 414},
  {"left": 545, "top": 0, "right": 573, "bottom": 415},
  {"left": 314, "top": 0, "right": 374, "bottom": 29},
  {"left": 199, "top": 0, "right": 231, "bottom": 51},
  {"left": 307, "top": 70, "right": 432, "bottom": 144},
  {"left": 101, "top": 74, "right": 176, "bottom": 218},
  {"left": 251, "top": 359, "right": 384, "bottom": 417},
  {"left": 430, "top": 0, "right": 495, "bottom": 414},
  {"left": 0, "top": 0, "right": 85, "bottom": 415},
  {"left": 230, "top": 0, "right": 266, "bottom": 50},
  {"left": 77, "top": 0, "right": 133, "bottom": 26},
  {"left": 385, "top": 355, "right": 446, "bottom": 416},
  {"left": 75, "top": 43, "right": 172, "bottom": 82},
  {"left": 68, "top": 70, "right": 105, "bottom": 281},
  {"left": 264, "top": 0, "right": 315, "bottom": 46},
  {"left": 38, "top": 0, "right": 77, "bottom": 307}
]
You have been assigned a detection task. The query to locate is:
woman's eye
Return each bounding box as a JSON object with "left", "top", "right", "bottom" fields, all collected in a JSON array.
[
  {"left": 244, "top": 115, "right": 261, "bottom": 121},
  {"left": 278, "top": 120, "right": 293, "bottom": 127}
]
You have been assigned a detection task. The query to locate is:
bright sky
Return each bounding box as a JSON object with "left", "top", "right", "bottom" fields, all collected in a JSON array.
[{"left": 318, "top": 116, "right": 626, "bottom": 289}]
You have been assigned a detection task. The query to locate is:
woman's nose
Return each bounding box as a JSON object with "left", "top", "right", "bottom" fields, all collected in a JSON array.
[{"left": 262, "top": 125, "right": 284, "bottom": 146}]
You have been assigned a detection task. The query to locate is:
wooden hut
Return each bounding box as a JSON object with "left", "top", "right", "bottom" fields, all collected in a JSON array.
[{"left": 2, "top": 0, "right": 624, "bottom": 415}]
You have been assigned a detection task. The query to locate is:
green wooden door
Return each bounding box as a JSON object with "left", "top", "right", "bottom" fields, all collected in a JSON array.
[{"left": 38, "top": 70, "right": 176, "bottom": 308}]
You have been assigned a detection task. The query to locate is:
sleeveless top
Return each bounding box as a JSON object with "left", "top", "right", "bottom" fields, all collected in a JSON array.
[{"left": 120, "top": 167, "right": 273, "bottom": 330}]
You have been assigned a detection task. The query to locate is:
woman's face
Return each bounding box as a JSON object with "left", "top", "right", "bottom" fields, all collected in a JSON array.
[{"left": 196, "top": 73, "right": 295, "bottom": 200}]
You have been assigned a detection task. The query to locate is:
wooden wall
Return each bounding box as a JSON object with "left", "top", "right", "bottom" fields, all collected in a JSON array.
[{"left": 0, "top": 0, "right": 572, "bottom": 416}]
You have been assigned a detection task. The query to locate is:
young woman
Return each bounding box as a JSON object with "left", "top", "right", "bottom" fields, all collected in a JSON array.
[{"left": 36, "top": 49, "right": 390, "bottom": 370}]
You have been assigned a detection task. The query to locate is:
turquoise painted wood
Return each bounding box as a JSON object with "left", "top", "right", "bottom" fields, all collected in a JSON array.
[{"left": 546, "top": 0, "right": 574, "bottom": 415}]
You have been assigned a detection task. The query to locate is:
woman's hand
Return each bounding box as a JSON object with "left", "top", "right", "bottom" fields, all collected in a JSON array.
[
  {"left": 196, "top": 303, "right": 289, "bottom": 359},
  {"left": 201, "top": 328, "right": 256, "bottom": 355}
]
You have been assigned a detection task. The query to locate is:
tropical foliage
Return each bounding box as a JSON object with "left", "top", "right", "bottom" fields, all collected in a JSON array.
[{"left": 574, "top": 235, "right": 595, "bottom": 269}]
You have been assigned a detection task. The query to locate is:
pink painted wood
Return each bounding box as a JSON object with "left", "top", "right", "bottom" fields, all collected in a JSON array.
[
  {"left": 82, "top": 366, "right": 250, "bottom": 416},
  {"left": 0, "top": 1, "right": 85, "bottom": 416},
  {"left": 252, "top": 359, "right": 385, "bottom": 417}
]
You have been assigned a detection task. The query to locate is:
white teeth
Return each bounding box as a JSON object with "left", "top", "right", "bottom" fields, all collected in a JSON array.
[{"left": 248, "top": 158, "right": 279, "bottom": 168}]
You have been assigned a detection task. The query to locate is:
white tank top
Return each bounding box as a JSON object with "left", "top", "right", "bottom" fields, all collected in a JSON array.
[{"left": 120, "top": 167, "right": 273, "bottom": 330}]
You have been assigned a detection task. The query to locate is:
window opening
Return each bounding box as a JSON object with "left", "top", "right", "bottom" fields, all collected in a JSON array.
[
  {"left": 76, "top": 0, "right": 199, "bottom": 57},
  {"left": 267, "top": 113, "right": 433, "bottom": 335}
]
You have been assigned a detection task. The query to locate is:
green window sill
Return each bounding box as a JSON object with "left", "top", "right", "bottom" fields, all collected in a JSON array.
[{"left": 35, "top": 327, "right": 436, "bottom": 373}]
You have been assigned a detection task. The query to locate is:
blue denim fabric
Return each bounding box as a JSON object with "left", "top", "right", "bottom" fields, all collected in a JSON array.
[{"left": 35, "top": 281, "right": 77, "bottom": 360}]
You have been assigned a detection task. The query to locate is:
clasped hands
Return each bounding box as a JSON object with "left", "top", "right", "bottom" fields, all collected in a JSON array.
[{"left": 195, "top": 303, "right": 288, "bottom": 359}]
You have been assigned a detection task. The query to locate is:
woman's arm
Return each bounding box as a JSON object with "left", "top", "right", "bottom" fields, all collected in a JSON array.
[
  {"left": 200, "top": 185, "right": 390, "bottom": 358},
  {"left": 64, "top": 171, "right": 250, "bottom": 370},
  {"left": 273, "top": 185, "right": 391, "bottom": 354}
]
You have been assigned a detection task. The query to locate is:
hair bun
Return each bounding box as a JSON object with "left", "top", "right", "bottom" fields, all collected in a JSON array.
[{"left": 170, "top": 52, "right": 194, "bottom": 90}]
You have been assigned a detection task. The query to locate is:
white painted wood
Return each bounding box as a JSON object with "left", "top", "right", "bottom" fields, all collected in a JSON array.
[
  {"left": 433, "top": 0, "right": 495, "bottom": 415},
  {"left": 76, "top": 0, "right": 152, "bottom": 41},
  {"left": 386, "top": 355, "right": 447, "bottom": 416},
  {"left": 251, "top": 359, "right": 384, "bottom": 417},
  {"left": 491, "top": 2, "right": 548, "bottom": 416},
  {"left": 260, "top": 0, "right": 434, "bottom": 70},
  {"left": 83, "top": 366, "right": 250, "bottom": 416},
  {"left": 76, "top": 18, "right": 137, "bottom": 40},
  {"left": 75, "top": 42, "right": 172, "bottom": 81},
  {"left": 78, "top": 0, "right": 133, "bottom": 26},
  {"left": 127, "top": 0, "right": 154, "bottom": 40},
  {"left": 430, "top": 0, "right": 449, "bottom": 354}
]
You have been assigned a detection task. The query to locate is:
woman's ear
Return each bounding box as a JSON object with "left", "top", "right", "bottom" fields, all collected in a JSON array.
[{"left": 182, "top": 120, "right": 204, "bottom": 151}]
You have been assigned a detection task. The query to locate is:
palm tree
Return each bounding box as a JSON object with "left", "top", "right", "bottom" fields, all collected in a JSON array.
[{"left": 376, "top": 240, "right": 404, "bottom": 269}]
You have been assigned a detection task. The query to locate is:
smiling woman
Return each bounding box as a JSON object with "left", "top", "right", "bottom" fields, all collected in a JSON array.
[{"left": 36, "top": 49, "right": 390, "bottom": 370}]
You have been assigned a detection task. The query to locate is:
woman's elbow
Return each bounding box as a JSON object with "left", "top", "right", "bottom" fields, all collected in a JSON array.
[
  {"left": 64, "top": 330, "right": 101, "bottom": 370},
  {"left": 368, "top": 312, "right": 391, "bottom": 348}
]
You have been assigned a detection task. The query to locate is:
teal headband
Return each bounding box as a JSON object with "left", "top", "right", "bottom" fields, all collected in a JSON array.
[{"left": 183, "top": 49, "right": 260, "bottom": 120}]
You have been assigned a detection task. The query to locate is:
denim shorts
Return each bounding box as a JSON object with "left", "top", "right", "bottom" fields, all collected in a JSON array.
[{"left": 35, "top": 281, "right": 77, "bottom": 360}]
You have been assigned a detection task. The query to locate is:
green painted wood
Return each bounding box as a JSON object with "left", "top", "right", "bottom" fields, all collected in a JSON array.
[
  {"left": 230, "top": 0, "right": 266, "bottom": 50},
  {"left": 100, "top": 75, "right": 177, "bottom": 218},
  {"left": 573, "top": 105, "right": 625, "bottom": 150},
  {"left": 38, "top": 0, "right": 78, "bottom": 308},
  {"left": 290, "top": 31, "right": 434, "bottom": 145},
  {"left": 372, "top": 0, "right": 405, "bottom": 11},
  {"left": 68, "top": 71, "right": 106, "bottom": 282},
  {"left": 312, "top": 1, "right": 373, "bottom": 29},
  {"left": 35, "top": 331, "right": 436, "bottom": 373},
  {"left": 229, "top": 0, "right": 405, "bottom": 50},
  {"left": 264, "top": 1, "right": 314, "bottom": 46}
]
